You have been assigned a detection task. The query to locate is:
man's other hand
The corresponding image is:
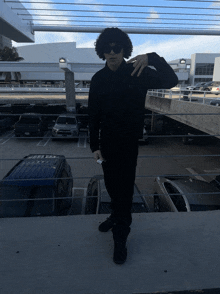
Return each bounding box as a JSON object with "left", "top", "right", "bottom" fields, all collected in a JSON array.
[
  {"left": 93, "top": 150, "right": 105, "bottom": 162},
  {"left": 127, "top": 54, "right": 148, "bottom": 77}
]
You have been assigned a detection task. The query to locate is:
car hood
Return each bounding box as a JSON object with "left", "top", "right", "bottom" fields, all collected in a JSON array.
[{"left": 53, "top": 123, "right": 78, "bottom": 130}]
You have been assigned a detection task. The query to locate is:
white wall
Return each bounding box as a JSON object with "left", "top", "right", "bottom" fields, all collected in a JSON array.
[
  {"left": 213, "top": 57, "right": 220, "bottom": 82},
  {"left": 17, "top": 42, "right": 104, "bottom": 64}
]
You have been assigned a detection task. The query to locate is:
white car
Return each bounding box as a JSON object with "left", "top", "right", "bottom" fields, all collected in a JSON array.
[
  {"left": 210, "top": 85, "right": 220, "bottom": 95},
  {"left": 52, "top": 113, "right": 80, "bottom": 140}
]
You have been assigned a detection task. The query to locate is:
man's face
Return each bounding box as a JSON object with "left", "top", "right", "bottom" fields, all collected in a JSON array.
[{"left": 103, "top": 43, "right": 124, "bottom": 70}]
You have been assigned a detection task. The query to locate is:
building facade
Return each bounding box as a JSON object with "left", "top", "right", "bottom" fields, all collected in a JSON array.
[
  {"left": 190, "top": 53, "right": 220, "bottom": 85},
  {"left": 14, "top": 42, "right": 104, "bottom": 86}
]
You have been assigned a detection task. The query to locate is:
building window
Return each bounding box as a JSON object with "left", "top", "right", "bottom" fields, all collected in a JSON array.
[
  {"left": 195, "top": 63, "right": 214, "bottom": 75},
  {"left": 194, "top": 78, "right": 212, "bottom": 83}
]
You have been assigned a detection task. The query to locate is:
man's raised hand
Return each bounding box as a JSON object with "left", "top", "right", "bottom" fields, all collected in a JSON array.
[{"left": 127, "top": 54, "right": 148, "bottom": 77}]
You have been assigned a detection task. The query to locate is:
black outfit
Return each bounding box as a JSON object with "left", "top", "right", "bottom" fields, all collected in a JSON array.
[{"left": 88, "top": 52, "right": 178, "bottom": 228}]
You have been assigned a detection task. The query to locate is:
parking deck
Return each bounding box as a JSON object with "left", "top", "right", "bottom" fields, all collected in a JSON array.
[{"left": 1, "top": 211, "right": 220, "bottom": 293}]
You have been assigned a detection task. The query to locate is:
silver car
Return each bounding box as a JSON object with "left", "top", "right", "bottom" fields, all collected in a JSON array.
[
  {"left": 210, "top": 82, "right": 220, "bottom": 95},
  {"left": 52, "top": 113, "right": 79, "bottom": 140},
  {"left": 153, "top": 175, "right": 220, "bottom": 212}
]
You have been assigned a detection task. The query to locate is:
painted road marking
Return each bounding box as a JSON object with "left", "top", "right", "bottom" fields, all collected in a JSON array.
[
  {"left": 77, "top": 132, "right": 87, "bottom": 148},
  {"left": 0, "top": 131, "right": 15, "bottom": 145},
  {"left": 37, "top": 131, "right": 51, "bottom": 147}
]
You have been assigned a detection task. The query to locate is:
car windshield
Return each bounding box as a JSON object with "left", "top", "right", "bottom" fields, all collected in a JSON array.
[
  {"left": 57, "top": 117, "right": 77, "bottom": 124},
  {"left": 19, "top": 117, "right": 40, "bottom": 124},
  {"left": 164, "top": 182, "right": 187, "bottom": 212}
]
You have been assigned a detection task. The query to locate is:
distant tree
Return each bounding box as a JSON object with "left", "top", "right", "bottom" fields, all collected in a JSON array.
[{"left": 0, "top": 46, "right": 24, "bottom": 83}]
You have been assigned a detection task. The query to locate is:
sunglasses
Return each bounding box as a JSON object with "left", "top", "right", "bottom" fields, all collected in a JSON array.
[{"left": 103, "top": 44, "right": 123, "bottom": 54}]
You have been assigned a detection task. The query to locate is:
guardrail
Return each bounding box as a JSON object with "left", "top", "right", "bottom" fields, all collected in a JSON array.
[
  {"left": 0, "top": 87, "right": 89, "bottom": 93},
  {"left": 147, "top": 89, "right": 217, "bottom": 104}
]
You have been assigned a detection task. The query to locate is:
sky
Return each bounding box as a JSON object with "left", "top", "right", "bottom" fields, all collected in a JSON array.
[{"left": 10, "top": 0, "right": 220, "bottom": 61}]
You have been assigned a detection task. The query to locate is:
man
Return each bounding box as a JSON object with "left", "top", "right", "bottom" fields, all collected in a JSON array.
[{"left": 88, "top": 27, "right": 178, "bottom": 264}]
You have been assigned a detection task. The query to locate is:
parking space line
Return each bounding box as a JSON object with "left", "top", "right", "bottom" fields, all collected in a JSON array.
[
  {"left": 0, "top": 130, "right": 14, "bottom": 143},
  {"left": 77, "top": 133, "right": 87, "bottom": 148},
  {"left": 37, "top": 131, "right": 51, "bottom": 147},
  {"left": 0, "top": 132, "right": 15, "bottom": 145},
  {"left": 186, "top": 167, "right": 208, "bottom": 182}
]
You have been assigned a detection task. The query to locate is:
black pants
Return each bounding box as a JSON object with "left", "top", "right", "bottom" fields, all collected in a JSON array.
[{"left": 101, "top": 138, "right": 139, "bottom": 227}]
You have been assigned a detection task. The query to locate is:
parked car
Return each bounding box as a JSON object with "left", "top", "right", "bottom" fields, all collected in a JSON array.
[
  {"left": 199, "top": 81, "right": 216, "bottom": 91},
  {"left": 186, "top": 82, "right": 206, "bottom": 92},
  {"left": 0, "top": 104, "right": 12, "bottom": 113},
  {"left": 11, "top": 103, "right": 35, "bottom": 115},
  {"left": 210, "top": 98, "right": 220, "bottom": 106},
  {"left": 0, "top": 154, "right": 73, "bottom": 218},
  {"left": 163, "top": 117, "right": 216, "bottom": 145},
  {"left": 42, "top": 115, "right": 58, "bottom": 130},
  {"left": 210, "top": 83, "right": 220, "bottom": 95},
  {"left": 85, "top": 175, "right": 148, "bottom": 214},
  {"left": 14, "top": 113, "right": 48, "bottom": 137},
  {"left": 52, "top": 113, "right": 80, "bottom": 140},
  {"left": 0, "top": 115, "right": 16, "bottom": 133},
  {"left": 153, "top": 175, "right": 220, "bottom": 212}
]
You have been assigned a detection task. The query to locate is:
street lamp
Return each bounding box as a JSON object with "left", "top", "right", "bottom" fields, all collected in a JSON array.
[
  {"left": 180, "top": 58, "right": 186, "bottom": 64},
  {"left": 59, "top": 57, "right": 71, "bottom": 72}
]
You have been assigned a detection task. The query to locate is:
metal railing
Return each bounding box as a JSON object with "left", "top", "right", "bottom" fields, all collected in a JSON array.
[{"left": 147, "top": 88, "right": 220, "bottom": 104}]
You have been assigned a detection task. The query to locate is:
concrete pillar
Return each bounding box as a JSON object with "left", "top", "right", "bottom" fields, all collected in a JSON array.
[{"left": 65, "top": 71, "right": 76, "bottom": 113}]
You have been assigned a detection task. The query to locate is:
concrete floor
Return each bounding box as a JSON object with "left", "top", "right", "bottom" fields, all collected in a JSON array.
[{"left": 1, "top": 211, "right": 220, "bottom": 294}]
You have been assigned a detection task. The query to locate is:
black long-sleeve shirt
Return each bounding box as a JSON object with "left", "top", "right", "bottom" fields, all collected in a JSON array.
[{"left": 88, "top": 52, "right": 178, "bottom": 152}]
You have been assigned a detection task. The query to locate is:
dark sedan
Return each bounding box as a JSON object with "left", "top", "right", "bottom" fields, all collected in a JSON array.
[
  {"left": 210, "top": 99, "right": 220, "bottom": 106},
  {"left": 153, "top": 175, "right": 220, "bottom": 212}
]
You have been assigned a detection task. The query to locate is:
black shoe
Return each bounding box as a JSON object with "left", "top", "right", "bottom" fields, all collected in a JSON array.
[
  {"left": 98, "top": 215, "right": 116, "bottom": 232},
  {"left": 113, "top": 241, "right": 127, "bottom": 264},
  {"left": 112, "top": 224, "right": 130, "bottom": 265}
]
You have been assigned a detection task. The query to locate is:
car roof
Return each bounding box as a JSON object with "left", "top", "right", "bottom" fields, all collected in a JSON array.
[
  {"left": 20, "top": 113, "right": 42, "bottom": 118},
  {"left": 1, "top": 154, "right": 65, "bottom": 186}
]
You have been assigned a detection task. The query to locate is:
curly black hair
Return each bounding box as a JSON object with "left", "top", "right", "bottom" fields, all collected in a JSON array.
[{"left": 95, "top": 27, "right": 133, "bottom": 60}]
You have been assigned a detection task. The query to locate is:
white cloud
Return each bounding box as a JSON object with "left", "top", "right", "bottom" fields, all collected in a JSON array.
[
  {"left": 210, "top": 0, "right": 220, "bottom": 7},
  {"left": 75, "top": 0, "right": 119, "bottom": 26},
  {"left": 131, "top": 35, "right": 220, "bottom": 61},
  {"left": 146, "top": 9, "right": 160, "bottom": 23}
]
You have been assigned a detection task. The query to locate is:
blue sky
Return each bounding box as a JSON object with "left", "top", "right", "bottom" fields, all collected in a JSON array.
[{"left": 11, "top": 0, "right": 220, "bottom": 61}]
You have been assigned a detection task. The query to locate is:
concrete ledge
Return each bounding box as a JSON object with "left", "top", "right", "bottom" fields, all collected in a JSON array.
[
  {"left": 0, "top": 1, "right": 34, "bottom": 42},
  {"left": 145, "top": 95, "right": 220, "bottom": 136},
  {"left": 1, "top": 211, "right": 220, "bottom": 293}
]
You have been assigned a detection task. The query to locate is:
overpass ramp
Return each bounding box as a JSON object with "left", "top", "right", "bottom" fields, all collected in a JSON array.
[{"left": 145, "top": 95, "right": 220, "bottom": 138}]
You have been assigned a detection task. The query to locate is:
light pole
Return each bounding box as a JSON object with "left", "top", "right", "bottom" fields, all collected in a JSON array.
[{"left": 59, "top": 57, "right": 76, "bottom": 113}]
